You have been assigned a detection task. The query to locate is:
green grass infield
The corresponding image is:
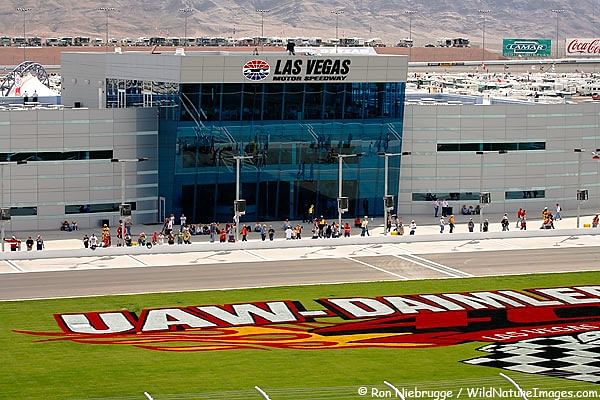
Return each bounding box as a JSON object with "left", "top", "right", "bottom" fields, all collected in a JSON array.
[{"left": 2, "top": 271, "right": 600, "bottom": 399}]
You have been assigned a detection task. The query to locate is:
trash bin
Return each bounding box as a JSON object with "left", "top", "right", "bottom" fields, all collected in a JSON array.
[
  {"left": 442, "top": 207, "right": 453, "bottom": 217},
  {"left": 100, "top": 219, "right": 110, "bottom": 227}
]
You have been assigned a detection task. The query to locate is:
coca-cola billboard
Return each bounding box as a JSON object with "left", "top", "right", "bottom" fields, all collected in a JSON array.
[{"left": 565, "top": 38, "right": 600, "bottom": 56}]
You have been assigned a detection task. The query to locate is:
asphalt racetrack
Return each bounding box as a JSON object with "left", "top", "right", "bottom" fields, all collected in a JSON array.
[{"left": 1, "top": 246, "right": 599, "bottom": 301}]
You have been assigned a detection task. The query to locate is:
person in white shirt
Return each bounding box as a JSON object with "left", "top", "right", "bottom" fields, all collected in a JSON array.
[
  {"left": 555, "top": 203, "right": 562, "bottom": 220},
  {"left": 409, "top": 220, "right": 417, "bottom": 235},
  {"left": 433, "top": 199, "right": 440, "bottom": 217},
  {"left": 89, "top": 234, "right": 98, "bottom": 249}
]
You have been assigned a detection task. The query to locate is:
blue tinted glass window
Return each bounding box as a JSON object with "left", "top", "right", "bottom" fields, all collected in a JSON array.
[
  {"left": 283, "top": 83, "right": 304, "bottom": 120},
  {"left": 221, "top": 84, "right": 242, "bottom": 121},
  {"left": 242, "top": 83, "right": 263, "bottom": 121},
  {"left": 263, "top": 83, "right": 283, "bottom": 120},
  {"left": 304, "top": 83, "right": 324, "bottom": 120}
]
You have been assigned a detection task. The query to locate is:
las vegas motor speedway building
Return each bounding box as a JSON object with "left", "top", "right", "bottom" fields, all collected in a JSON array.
[{"left": 0, "top": 49, "right": 599, "bottom": 231}]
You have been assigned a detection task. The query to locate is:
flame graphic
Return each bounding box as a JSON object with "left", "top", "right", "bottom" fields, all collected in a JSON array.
[{"left": 15, "top": 323, "right": 434, "bottom": 352}]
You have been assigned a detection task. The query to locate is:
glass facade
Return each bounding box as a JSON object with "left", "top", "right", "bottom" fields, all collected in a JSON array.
[{"left": 156, "top": 81, "right": 406, "bottom": 223}]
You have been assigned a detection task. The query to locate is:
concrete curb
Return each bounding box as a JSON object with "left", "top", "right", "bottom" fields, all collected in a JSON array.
[{"left": 1, "top": 228, "right": 599, "bottom": 261}]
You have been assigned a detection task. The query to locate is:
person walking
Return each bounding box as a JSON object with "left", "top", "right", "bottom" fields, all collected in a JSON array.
[
  {"left": 36, "top": 235, "right": 44, "bottom": 251},
  {"left": 468, "top": 218, "right": 475, "bottom": 232},
  {"left": 448, "top": 215, "right": 455, "bottom": 233},
  {"left": 268, "top": 225, "right": 275, "bottom": 241},
  {"left": 343, "top": 222, "right": 351, "bottom": 237},
  {"left": 520, "top": 216, "right": 527, "bottom": 230},
  {"left": 439, "top": 216, "right": 446, "bottom": 234},
  {"left": 483, "top": 219, "right": 489, "bottom": 232},
  {"left": 83, "top": 234, "right": 89, "bottom": 248},
  {"left": 260, "top": 224, "right": 267, "bottom": 241},
  {"left": 25, "top": 236, "right": 34, "bottom": 251},
  {"left": 409, "top": 220, "right": 417, "bottom": 235},
  {"left": 241, "top": 225, "right": 248, "bottom": 241},
  {"left": 501, "top": 214, "right": 510, "bottom": 231},
  {"left": 555, "top": 203, "right": 562, "bottom": 220},
  {"left": 433, "top": 199, "right": 440, "bottom": 217},
  {"left": 516, "top": 208, "right": 523, "bottom": 228},
  {"left": 361, "top": 216, "right": 370, "bottom": 236},
  {"left": 592, "top": 214, "right": 599, "bottom": 228}
]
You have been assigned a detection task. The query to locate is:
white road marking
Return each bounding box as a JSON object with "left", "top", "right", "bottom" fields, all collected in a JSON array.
[
  {"left": 393, "top": 254, "right": 463, "bottom": 278},
  {"left": 127, "top": 255, "right": 148, "bottom": 266},
  {"left": 243, "top": 250, "right": 269, "bottom": 261},
  {"left": 405, "top": 254, "right": 474, "bottom": 277},
  {"left": 4, "top": 260, "right": 23, "bottom": 272},
  {"left": 345, "top": 257, "right": 407, "bottom": 280}
]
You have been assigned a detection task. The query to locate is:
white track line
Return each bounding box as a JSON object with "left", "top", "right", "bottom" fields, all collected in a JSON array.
[
  {"left": 406, "top": 254, "right": 474, "bottom": 277},
  {"left": 345, "top": 257, "right": 407, "bottom": 280},
  {"left": 243, "top": 250, "right": 269, "bottom": 261},
  {"left": 3, "top": 260, "right": 23, "bottom": 272},
  {"left": 393, "top": 254, "right": 462, "bottom": 278},
  {"left": 127, "top": 255, "right": 148, "bottom": 266}
]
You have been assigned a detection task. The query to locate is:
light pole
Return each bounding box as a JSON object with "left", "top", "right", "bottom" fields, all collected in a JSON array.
[
  {"left": 98, "top": 7, "right": 117, "bottom": 49},
  {"left": 179, "top": 8, "right": 193, "bottom": 46},
  {"left": 478, "top": 9, "right": 491, "bottom": 62},
  {"left": 256, "top": 9, "right": 270, "bottom": 49},
  {"left": 233, "top": 155, "right": 253, "bottom": 241},
  {"left": 574, "top": 148, "right": 585, "bottom": 228},
  {"left": 404, "top": 10, "right": 417, "bottom": 59},
  {"left": 336, "top": 153, "right": 363, "bottom": 228},
  {"left": 16, "top": 7, "right": 31, "bottom": 62},
  {"left": 552, "top": 9, "right": 566, "bottom": 58},
  {"left": 476, "top": 150, "right": 508, "bottom": 232},
  {"left": 379, "top": 151, "right": 411, "bottom": 235},
  {"left": 331, "top": 9, "right": 344, "bottom": 53},
  {"left": 0, "top": 160, "right": 27, "bottom": 252},
  {"left": 111, "top": 157, "right": 148, "bottom": 245}
]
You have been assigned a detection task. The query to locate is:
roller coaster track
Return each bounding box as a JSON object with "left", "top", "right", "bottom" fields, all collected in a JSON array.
[{"left": 0, "top": 61, "right": 50, "bottom": 96}]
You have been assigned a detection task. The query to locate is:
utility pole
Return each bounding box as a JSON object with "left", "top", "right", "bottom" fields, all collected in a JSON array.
[
  {"left": 256, "top": 9, "right": 270, "bottom": 50},
  {"left": 405, "top": 10, "right": 417, "bottom": 59},
  {"left": 16, "top": 7, "right": 32, "bottom": 62},
  {"left": 552, "top": 9, "right": 566, "bottom": 58},
  {"left": 179, "top": 8, "right": 193, "bottom": 46},
  {"left": 478, "top": 9, "right": 491, "bottom": 62},
  {"left": 98, "top": 7, "right": 117, "bottom": 49},
  {"left": 331, "top": 9, "right": 344, "bottom": 53}
]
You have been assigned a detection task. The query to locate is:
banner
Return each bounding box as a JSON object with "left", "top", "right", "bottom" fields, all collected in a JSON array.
[
  {"left": 502, "top": 39, "right": 552, "bottom": 57},
  {"left": 565, "top": 38, "right": 600, "bottom": 56}
]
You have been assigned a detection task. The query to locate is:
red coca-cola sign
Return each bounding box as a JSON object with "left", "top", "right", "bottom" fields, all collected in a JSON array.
[{"left": 566, "top": 38, "right": 600, "bottom": 56}]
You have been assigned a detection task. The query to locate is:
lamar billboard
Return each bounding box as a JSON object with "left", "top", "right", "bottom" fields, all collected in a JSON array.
[
  {"left": 566, "top": 38, "right": 600, "bottom": 56},
  {"left": 503, "top": 39, "right": 551, "bottom": 57}
]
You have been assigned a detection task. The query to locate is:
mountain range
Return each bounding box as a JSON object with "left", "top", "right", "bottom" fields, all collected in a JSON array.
[{"left": 0, "top": 1, "right": 597, "bottom": 49}]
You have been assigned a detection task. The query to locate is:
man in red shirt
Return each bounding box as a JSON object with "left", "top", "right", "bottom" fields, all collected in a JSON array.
[{"left": 4, "top": 236, "right": 21, "bottom": 251}]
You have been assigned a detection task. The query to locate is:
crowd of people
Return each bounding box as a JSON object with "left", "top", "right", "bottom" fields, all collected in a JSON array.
[
  {"left": 4, "top": 203, "right": 600, "bottom": 253},
  {"left": 2, "top": 235, "right": 44, "bottom": 251}
]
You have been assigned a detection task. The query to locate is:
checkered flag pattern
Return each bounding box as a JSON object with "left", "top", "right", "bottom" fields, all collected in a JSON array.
[{"left": 464, "top": 334, "right": 600, "bottom": 384}]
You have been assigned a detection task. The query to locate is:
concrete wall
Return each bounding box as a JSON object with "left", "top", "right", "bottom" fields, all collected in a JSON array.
[
  {"left": 0, "top": 107, "right": 159, "bottom": 231},
  {"left": 400, "top": 102, "right": 600, "bottom": 216},
  {"left": 61, "top": 52, "right": 409, "bottom": 108}
]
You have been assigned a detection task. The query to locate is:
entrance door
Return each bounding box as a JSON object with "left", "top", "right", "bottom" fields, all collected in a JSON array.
[
  {"left": 118, "top": 89, "right": 126, "bottom": 108},
  {"left": 143, "top": 91, "right": 153, "bottom": 107}
]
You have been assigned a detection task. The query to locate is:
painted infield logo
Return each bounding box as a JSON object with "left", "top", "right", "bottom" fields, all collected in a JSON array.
[
  {"left": 16, "top": 287, "right": 600, "bottom": 383},
  {"left": 242, "top": 59, "right": 270, "bottom": 81},
  {"left": 465, "top": 332, "right": 600, "bottom": 384}
]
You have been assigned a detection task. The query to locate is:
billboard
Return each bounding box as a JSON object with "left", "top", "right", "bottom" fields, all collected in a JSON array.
[
  {"left": 565, "top": 38, "right": 600, "bottom": 56},
  {"left": 503, "top": 39, "right": 552, "bottom": 57}
]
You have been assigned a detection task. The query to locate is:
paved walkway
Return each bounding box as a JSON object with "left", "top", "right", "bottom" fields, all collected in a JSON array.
[{"left": 2, "top": 210, "right": 599, "bottom": 253}]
